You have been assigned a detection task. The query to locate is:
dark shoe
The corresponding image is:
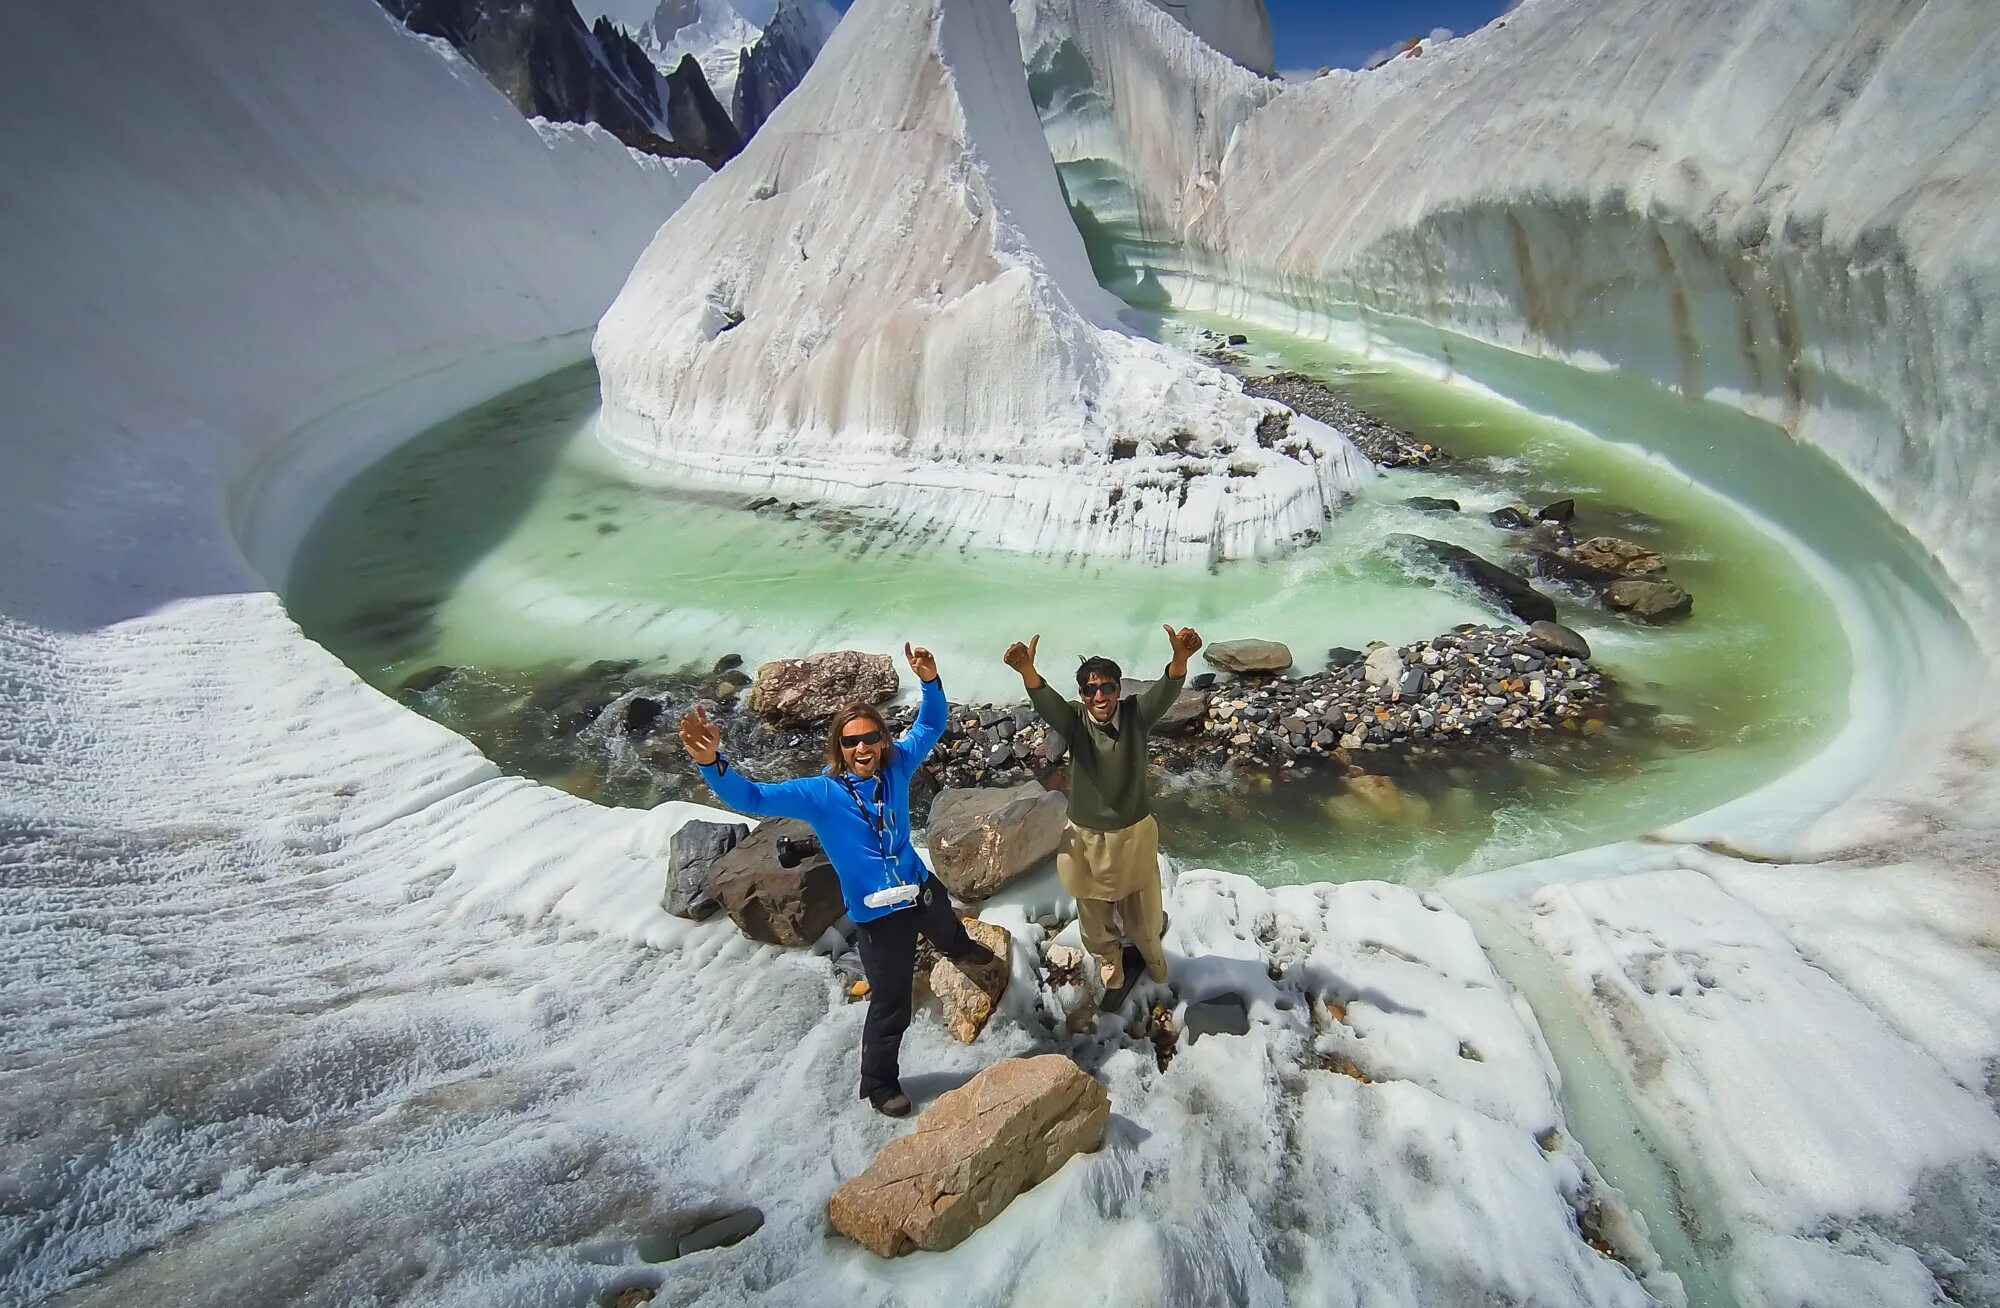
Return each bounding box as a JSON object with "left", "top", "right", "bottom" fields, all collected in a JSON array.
[
  {"left": 951, "top": 941, "right": 1008, "bottom": 992},
  {"left": 870, "top": 1090, "right": 912, "bottom": 1118}
]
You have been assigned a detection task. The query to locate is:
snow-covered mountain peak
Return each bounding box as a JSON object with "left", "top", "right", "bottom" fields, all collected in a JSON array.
[{"left": 634, "top": 0, "right": 762, "bottom": 105}]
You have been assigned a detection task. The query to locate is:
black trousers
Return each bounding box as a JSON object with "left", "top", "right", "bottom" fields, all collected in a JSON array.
[{"left": 852, "top": 877, "right": 976, "bottom": 1101}]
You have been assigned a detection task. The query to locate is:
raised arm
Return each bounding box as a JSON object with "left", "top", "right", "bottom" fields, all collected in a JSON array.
[
  {"left": 1138, "top": 624, "right": 1200, "bottom": 727},
  {"left": 896, "top": 642, "right": 948, "bottom": 763},
  {"left": 678, "top": 705, "right": 816, "bottom": 820},
  {"left": 1008, "top": 633, "right": 1081, "bottom": 738}
]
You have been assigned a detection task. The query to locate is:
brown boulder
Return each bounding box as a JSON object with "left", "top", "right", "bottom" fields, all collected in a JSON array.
[
  {"left": 1204, "top": 639, "right": 1293, "bottom": 674},
  {"left": 1572, "top": 536, "right": 1664, "bottom": 576},
  {"left": 706, "top": 818, "right": 845, "bottom": 946},
  {"left": 748, "top": 650, "right": 897, "bottom": 724},
  {"left": 827, "top": 1055, "right": 1109, "bottom": 1257},
  {"left": 930, "top": 917, "right": 1012, "bottom": 1043},
  {"left": 926, "top": 783, "right": 1065, "bottom": 900}
]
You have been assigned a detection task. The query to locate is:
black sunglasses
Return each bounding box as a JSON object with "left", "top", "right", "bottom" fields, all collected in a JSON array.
[
  {"left": 1079, "top": 681, "right": 1120, "bottom": 699},
  {"left": 840, "top": 728, "right": 885, "bottom": 747}
]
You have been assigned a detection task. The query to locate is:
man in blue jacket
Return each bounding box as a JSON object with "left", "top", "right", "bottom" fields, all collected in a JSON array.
[{"left": 678, "top": 642, "right": 1005, "bottom": 1117}]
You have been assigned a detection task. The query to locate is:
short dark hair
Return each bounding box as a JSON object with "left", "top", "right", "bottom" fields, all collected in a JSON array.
[{"left": 1076, "top": 656, "right": 1122, "bottom": 691}]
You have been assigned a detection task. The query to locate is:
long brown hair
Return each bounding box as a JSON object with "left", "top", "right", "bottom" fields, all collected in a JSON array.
[{"left": 824, "top": 704, "right": 894, "bottom": 774}]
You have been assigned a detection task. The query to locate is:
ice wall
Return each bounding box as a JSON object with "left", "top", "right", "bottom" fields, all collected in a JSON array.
[
  {"left": 1144, "top": 0, "right": 1274, "bottom": 75},
  {"left": 592, "top": 0, "right": 1367, "bottom": 564},
  {"left": 1028, "top": 0, "right": 2000, "bottom": 637}
]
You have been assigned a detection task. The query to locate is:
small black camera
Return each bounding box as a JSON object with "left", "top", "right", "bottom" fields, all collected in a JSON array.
[{"left": 776, "top": 834, "right": 823, "bottom": 868}]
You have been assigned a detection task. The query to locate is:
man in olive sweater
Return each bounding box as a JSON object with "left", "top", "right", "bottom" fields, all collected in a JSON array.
[{"left": 1005, "top": 624, "right": 1203, "bottom": 989}]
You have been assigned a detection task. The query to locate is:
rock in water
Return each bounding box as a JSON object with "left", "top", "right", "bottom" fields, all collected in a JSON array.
[
  {"left": 827, "top": 1055, "right": 1109, "bottom": 1256},
  {"left": 1572, "top": 535, "right": 1664, "bottom": 576},
  {"left": 1205, "top": 639, "right": 1293, "bottom": 673},
  {"left": 930, "top": 917, "right": 1012, "bottom": 1042},
  {"left": 747, "top": 650, "right": 897, "bottom": 724},
  {"left": 1393, "top": 535, "right": 1559, "bottom": 625},
  {"left": 705, "top": 818, "right": 844, "bottom": 945},
  {"left": 664, "top": 817, "right": 749, "bottom": 920},
  {"left": 1526, "top": 620, "right": 1592, "bottom": 659},
  {"left": 1403, "top": 496, "right": 1460, "bottom": 513},
  {"left": 1603, "top": 577, "right": 1693, "bottom": 623},
  {"left": 927, "top": 784, "right": 1065, "bottom": 900}
]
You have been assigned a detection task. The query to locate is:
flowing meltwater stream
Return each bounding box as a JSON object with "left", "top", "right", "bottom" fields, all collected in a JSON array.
[{"left": 276, "top": 310, "right": 1963, "bottom": 1307}]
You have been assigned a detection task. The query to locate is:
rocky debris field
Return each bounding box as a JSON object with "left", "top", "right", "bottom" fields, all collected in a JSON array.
[{"left": 1239, "top": 369, "right": 1449, "bottom": 468}]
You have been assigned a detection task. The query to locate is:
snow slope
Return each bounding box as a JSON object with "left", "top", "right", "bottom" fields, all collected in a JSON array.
[{"left": 592, "top": 0, "right": 1368, "bottom": 564}]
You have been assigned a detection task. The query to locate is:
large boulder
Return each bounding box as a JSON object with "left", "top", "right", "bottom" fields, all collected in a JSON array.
[
  {"left": 1603, "top": 577, "right": 1693, "bottom": 623},
  {"left": 1394, "top": 535, "right": 1558, "bottom": 625},
  {"left": 927, "top": 783, "right": 1065, "bottom": 900},
  {"left": 930, "top": 917, "right": 1012, "bottom": 1043},
  {"left": 827, "top": 1055, "right": 1109, "bottom": 1257},
  {"left": 747, "top": 650, "right": 897, "bottom": 724},
  {"left": 1526, "top": 620, "right": 1592, "bottom": 659},
  {"left": 663, "top": 818, "right": 750, "bottom": 920},
  {"left": 1204, "top": 639, "right": 1293, "bottom": 674},
  {"left": 706, "top": 818, "right": 845, "bottom": 946}
]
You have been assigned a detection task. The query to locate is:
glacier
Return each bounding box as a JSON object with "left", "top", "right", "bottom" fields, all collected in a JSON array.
[
  {"left": 4, "top": 0, "right": 1999, "bottom": 1304},
  {"left": 591, "top": 0, "right": 1369, "bottom": 564},
  {"left": 1021, "top": 0, "right": 2000, "bottom": 1299}
]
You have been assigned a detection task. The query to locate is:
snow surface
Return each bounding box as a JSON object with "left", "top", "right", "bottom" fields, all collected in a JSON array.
[{"left": 592, "top": 0, "right": 1369, "bottom": 564}]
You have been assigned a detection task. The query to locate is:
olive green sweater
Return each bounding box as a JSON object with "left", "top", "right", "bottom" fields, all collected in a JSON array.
[{"left": 1027, "top": 671, "right": 1184, "bottom": 832}]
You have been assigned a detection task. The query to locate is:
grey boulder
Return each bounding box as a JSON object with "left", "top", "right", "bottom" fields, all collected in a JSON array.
[
  {"left": 747, "top": 650, "right": 897, "bottom": 724},
  {"left": 927, "top": 783, "right": 1066, "bottom": 900},
  {"left": 664, "top": 817, "right": 750, "bottom": 920}
]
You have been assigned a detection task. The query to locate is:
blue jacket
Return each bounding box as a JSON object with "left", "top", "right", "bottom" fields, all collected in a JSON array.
[{"left": 696, "top": 675, "right": 947, "bottom": 924}]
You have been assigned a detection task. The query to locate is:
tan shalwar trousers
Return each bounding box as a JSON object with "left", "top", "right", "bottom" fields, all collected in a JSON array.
[{"left": 1057, "top": 814, "right": 1166, "bottom": 983}]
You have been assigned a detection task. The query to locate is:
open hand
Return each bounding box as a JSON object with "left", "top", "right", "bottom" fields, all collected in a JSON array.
[
  {"left": 1164, "top": 625, "right": 1203, "bottom": 659},
  {"left": 904, "top": 641, "right": 938, "bottom": 682},
  {"left": 1003, "top": 634, "right": 1040, "bottom": 673},
  {"left": 677, "top": 705, "right": 721, "bottom": 766}
]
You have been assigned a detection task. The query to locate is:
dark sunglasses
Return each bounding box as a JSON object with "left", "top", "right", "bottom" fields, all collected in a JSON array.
[
  {"left": 840, "top": 728, "right": 885, "bottom": 748},
  {"left": 1079, "top": 681, "right": 1120, "bottom": 699}
]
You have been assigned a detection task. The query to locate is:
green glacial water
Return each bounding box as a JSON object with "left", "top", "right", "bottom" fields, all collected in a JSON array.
[{"left": 286, "top": 331, "right": 1852, "bottom": 889}]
